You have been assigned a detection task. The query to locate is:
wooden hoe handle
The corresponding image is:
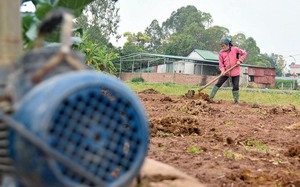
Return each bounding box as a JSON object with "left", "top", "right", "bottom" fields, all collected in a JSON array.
[{"left": 198, "top": 64, "right": 239, "bottom": 91}]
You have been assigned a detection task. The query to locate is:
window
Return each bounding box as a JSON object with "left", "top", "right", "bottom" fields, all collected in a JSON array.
[{"left": 248, "top": 75, "right": 254, "bottom": 82}]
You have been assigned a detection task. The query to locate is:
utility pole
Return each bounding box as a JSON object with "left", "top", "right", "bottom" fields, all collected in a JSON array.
[{"left": 0, "top": 0, "right": 22, "bottom": 98}]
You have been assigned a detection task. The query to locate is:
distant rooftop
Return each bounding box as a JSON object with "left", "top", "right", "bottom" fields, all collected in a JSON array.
[
  {"left": 193, "top": 49, "right": 219, "bottom": 61},
  {"left": 290, "top": 64, "right": 300, "bottom": 68}
]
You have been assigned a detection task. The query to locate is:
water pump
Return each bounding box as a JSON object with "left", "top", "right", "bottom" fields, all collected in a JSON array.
[{"left": 0, "top": 9, "right": 149, "bottom": 187}]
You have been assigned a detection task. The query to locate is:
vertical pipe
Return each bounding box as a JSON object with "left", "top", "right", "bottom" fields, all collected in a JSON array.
[
  {"left": 0, "top": 0, "right": 22, "bottom": 98},
  {"left": 119, "top": 56, "right": 122, "bottom": 78}
]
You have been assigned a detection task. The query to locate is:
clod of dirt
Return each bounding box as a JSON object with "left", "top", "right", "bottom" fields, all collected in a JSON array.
[
  {"left": 268, "top": 105, "right": 299, "bottom": 115},
  {"left": 212, "top": 133, "right": 224, "bottom": 142},
  {"left": 236, "top": 169, "right": 272, "bottom": 185},
  {"left": 138, "top": 88, "right": 160, "bottom": 94},
  {"left": 285, "top": 145, "right": 300, "bottom": 157},
  {"left": 149, "top": 116, "right": 201, "bottom": 137},
  {"left": 226, "top": 137, "right": 234, "bottom": 145},
  {"left": 183, "top": 90, "right": 212, "bottom": 102},
  {"left": 195, "top": 91, "right": 211, "bottom": 102},
  {"left": 184, "top": 90, "right": 195, "bottom": 98},
  {"left": 251, "top": 104, "right": 260, "bottom": 108},
  {"left": 282, "top": 104, "right": 298, "bottom": 113},
  {"left": 160, "top": 96, "right": 172, "bottom": 102},
  {"left": 268, "top": 107, "right": 281, "bottom": 114}
]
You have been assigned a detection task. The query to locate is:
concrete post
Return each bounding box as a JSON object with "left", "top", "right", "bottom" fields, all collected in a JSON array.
[{"left": 0, "top": 0, "right": 23, "bottom": 97}]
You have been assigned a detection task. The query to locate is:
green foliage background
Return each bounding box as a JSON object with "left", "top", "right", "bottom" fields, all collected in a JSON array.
[{"left": 20, "top": 2, "right": 288, "bottom": 77}]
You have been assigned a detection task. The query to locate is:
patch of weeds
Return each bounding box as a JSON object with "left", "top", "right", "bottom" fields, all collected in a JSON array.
[
  {"left": 244, "top": 138, "right": 269, "bottom": 154},
  {"left": 187, "top": 145, "right": 204, "bottom": 154},
  {"left": 245, "top": 138, "right": 252, "bottom": 150},
  {"left": 156, "top": 131, "right": 174, "bottom": 137},
  {"left": 224, "top": 121, "right": 236, "bottom": 126},
  {"left": 223, "top": 150, "right": 245, "bottom": 160},
  {"left": 224, "top": 150, "right": 235, "bottom": 159},
  {"left": 250, "top": 108, "right": 260, "bottom": 113},
  {"left": 179, "top": 108, "right": 188, "bottom": 114},
  {"left": 254, "top": 140, "right": 268, "bottom": 154},
  {"left": 250, "top": 108, "right": 268, "bottom": 115},
  {"left": 234, "top": 153, "right": 245, "bottom": 160}
]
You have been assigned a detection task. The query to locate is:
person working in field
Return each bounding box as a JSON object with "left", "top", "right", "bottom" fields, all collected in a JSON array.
[{"left": 209, "top": 37, "right": 247, "bottom": 105}]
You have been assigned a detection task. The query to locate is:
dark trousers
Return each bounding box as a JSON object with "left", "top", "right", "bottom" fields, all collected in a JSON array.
[{"left": 215, "top": 75, "right": 240, "bottom": 91}]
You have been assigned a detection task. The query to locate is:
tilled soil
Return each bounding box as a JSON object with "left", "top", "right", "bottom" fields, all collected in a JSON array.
[{"left": 138, "top": 89, "right": 300, "bottom": 187}]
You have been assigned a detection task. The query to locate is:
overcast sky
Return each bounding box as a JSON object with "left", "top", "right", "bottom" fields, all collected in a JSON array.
[
  {"left": 114, "top": 0, "right": 300, "bottom": 65},
  {"left": 21, "top": 0, "right": 300, "bottom": 65}
]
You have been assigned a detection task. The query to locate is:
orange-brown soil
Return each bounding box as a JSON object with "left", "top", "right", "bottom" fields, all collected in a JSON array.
[{"left": 138, "top": 89, "right": 300, "bottom": 187}]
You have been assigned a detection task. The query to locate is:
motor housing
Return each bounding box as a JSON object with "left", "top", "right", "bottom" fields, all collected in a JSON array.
[{"left": 8, "top": 71, "right": 149, "bottom": 187}]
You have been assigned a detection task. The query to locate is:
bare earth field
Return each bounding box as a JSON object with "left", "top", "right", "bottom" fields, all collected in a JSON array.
[{"left": 137, "top": 89, "right": 300, "bottom": 187}]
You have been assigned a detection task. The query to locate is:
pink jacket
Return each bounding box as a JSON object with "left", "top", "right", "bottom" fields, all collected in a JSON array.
[{"left": 219, "top": 46, "right": 247, "bottom": 77}]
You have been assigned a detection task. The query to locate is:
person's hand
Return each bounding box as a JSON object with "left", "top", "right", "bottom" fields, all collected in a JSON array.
[
  {"left": 221, "top": 71, "right": 225, "bottom": 76},
  {"left": 237, "top": 60, "right": 241, "bottom": 65}
]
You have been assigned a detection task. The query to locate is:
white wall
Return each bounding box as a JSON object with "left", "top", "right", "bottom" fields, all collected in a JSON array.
[
  {"left": 157, "top": 64, "right": 166, "bottom": 73},
  {"left": 185, "top": 62, "right": 195, "bottom": 74},
  {"left": 173, "top": 61, "right": 185, "bottom": 73},
  {"left": 173, "top": 61, "right": 195, "bottom": 74}
]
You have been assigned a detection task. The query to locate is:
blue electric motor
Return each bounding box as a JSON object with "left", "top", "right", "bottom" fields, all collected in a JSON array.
[
  {"left": 3, "top": 71, "right": 149, "bottom": 187},
  {"left": 0, "top": 9, "right": 149, "bottom": 187}
]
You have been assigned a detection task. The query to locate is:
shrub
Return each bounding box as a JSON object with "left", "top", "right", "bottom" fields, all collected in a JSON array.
[{"left": 130, "top": 77, "right": 144, "bottom": 82}]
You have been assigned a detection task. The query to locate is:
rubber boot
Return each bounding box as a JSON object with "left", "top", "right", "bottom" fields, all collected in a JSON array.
[
  {"left": 209, "top": 86, "right": 219, "bottom": 101},
  {"left": 232, "top": 90, "right": 239, "bottom": 105}
]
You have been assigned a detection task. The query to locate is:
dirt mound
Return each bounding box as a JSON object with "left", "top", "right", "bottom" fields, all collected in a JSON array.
[
  {"left": 138, "top": 88, "right": 160, "bottom": 94},
  {"left": 268, "top": 104, "right": 299, "bottom": 115},
  {"left": 137, "top": 89, "right": 300, "bottom": 187},
  {"left": 171, "top": 99, "right": 219, "bottom": 115},
  {"left": 149, "top": 116, "right": 201, "bottom": 137},
  {"left": 183, "top": 90, "right": 212, "bottom": 102}
]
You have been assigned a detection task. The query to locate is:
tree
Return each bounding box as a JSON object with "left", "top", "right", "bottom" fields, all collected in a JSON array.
[
  {"left": 203, "top": 26, "right": 229, "bottom": 51},
  {"left": 21, "top": 0, "right": 98, "bottom": 49},
  {"left": 162, "top": 5, "right": 212, "bottom": 36},
  {"left": 159, "top": 5, "right": 213, "bottom": 55},
  {"left": 256, "top": 54, "right": 272, "bottom": 67},
  {"left": 144, "top": 20, "right": 163, "bottom": 53},
  {"left": 122, "top": 32, "right": 150, "bottom": 52},
  {"left": 75, "top": 34, "right": 118, "bottom": 74},
  {"left": 162, "top": 34, "right": 197, "bottom": 56},
  {"left": 238, "top": 36, "right": 260, "bottom": 65},
  {"left": 74, "top": 0, "right": 120, "bottom": 45},
  {"left": 232, "top": 33, "right": 246, "bottom": 48},
  {"left": 275, "top": 54, "right": 286, "bottom": 76}
]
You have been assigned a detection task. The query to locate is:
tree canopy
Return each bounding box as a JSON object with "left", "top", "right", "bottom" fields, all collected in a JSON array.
[{"left": 19, "top": 2, "right": 286, "bottom": 76}]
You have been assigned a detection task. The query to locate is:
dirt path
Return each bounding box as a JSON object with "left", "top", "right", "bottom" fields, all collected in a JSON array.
[{"left": 138, "top": 89, "right": 300, "bottom": 187}]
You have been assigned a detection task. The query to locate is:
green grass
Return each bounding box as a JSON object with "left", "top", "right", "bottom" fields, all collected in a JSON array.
[
  {"left": 126, "top": 82, "right": 300, "bottom": 109},
  {"left": 187, "top": 145, "right": 204, "bottom": 154}
]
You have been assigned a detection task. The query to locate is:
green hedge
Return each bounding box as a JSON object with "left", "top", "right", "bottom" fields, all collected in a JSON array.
[
  {"left": 130, "top": 77, "right": 145, "bottom": 82},
  {"left": 275, "top": 79, "right": 298, "bottom": 90}
]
